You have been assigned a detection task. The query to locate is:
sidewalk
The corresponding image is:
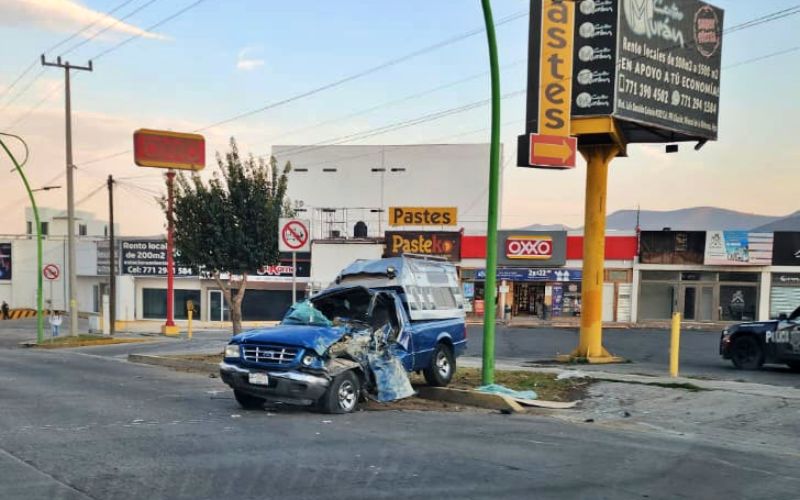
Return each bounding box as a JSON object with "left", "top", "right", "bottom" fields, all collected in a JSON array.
[{"left": 116, "top": 319, "right": 279, "bottom": 335}]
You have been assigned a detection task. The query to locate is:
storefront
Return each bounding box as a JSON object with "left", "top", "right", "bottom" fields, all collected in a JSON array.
[
  {"left": 769, "top": 232, "right": 800, "bottom": 318},
  {"left": 636, "top": 231, "right": 768, "bottom": 322}
]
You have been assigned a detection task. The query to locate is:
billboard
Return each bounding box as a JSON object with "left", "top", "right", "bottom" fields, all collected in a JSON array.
[
  {"left": 704, "top": 231, "right": 773, "bottom": 266},
  {"left": 496, "top": 231, "right": 567, "bottom": 267},
  {"left": 639, "top": 230, "right": 706, "bottom": 264},
  {"left": 519, "top": 0, "right": 724, "bottom": 162},
  {"left": 384, "top": 231, "right": 461, "bottom": 261},
  {"left": 121, "top": 240, "right": 195, "bottom": 276},
  {"left": 0, "top": 243, "right": 10, "bottom": 280},
  {"left": 772, "top": 232, "right": 800, "bottom": 266}
]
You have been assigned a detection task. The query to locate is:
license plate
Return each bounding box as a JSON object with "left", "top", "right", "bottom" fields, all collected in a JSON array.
[{"left": 248, "top": 372, "right": 269, "bottom": 386}]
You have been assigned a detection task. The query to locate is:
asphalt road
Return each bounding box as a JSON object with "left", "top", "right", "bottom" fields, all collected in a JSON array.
[
  {"left": 1, "top": 346, "right": 799, "bottom": 500},
  {"left": 465, "top": 325, "right": 800, "bottom": 388}
]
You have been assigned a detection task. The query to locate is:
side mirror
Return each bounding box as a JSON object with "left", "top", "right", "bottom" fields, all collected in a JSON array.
[{"left": 778, "top": 313, "right": 788, "bottom": 321}]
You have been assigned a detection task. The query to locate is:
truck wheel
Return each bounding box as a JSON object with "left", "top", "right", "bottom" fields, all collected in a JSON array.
[
  {"left": 786, "top": 361, "right": 800, "bottom": 372},
  {"left": 730, "top": 336, "right": 764, "bottom": 370},
  {"left": 318, "top": 371, "right": 360, "bottom": 414},
  {"left": 424, "top": 343, "right": 455, "bottom": 387},
  {"left": 234, "top": 390, "right": 265, "bottom": 410}
]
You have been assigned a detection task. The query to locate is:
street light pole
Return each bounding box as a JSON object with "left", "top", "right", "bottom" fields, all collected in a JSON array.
[
  {"left": 42, "top": 55, "right": 93, "bottom": 337},
  {"left": 0, "top": 133, "right": 44, "bottom": 343},
  {"left": 480, "top": 0, "right": 502, "bottom": 385}
]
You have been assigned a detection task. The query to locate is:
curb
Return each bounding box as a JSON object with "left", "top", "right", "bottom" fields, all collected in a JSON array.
[
  {"left": 416, "top": 386, "right": 525, "bottom": 413},
  {"left": 458, "top": 356, "right": 800, "bottom": 401},
  {"left": 127, "top": 354, "right": 219, "bottom": 376}
]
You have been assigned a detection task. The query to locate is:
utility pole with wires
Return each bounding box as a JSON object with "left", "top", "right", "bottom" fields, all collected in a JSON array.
[
  {"left": 41, "top": 54, "right": 93, "bottom": 336},
  {"left": 107, "top": 175, "right": 116, "bottom": 336}
]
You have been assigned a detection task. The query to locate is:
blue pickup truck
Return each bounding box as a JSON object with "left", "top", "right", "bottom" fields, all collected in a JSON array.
[{"left": 220, "top": 256, "right": 467, "bottom": 413}]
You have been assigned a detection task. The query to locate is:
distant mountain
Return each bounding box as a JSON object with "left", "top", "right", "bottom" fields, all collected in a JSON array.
[
  {"left": 752, "top": 211, "right": 800, "bottom": 232},
  {"left": 605, "top": 207, "right": 781, "bottom": 231},
  {"left": 514, "top": 207, "right": 787, "bottom": 232},
  {"left": 517, "top": 223, "right": 573, "bottom": 231}
]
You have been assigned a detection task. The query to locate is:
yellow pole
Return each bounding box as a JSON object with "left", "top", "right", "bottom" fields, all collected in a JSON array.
[
  {"left": 669, "top": 312, "right": 681, "bottom": 377},
  {"left": 188, "top": 308, "right": 193, "bottom": 340},
  {"left": 576, "top": 145, "right": 620, "bottom": 361}
]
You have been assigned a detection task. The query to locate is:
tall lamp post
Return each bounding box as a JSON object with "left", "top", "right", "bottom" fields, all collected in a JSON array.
[{"left": 0, "top": 133, "right": 45, "bottom": 343}]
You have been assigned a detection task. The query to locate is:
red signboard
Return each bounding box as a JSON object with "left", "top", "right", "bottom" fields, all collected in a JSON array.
[
  {"left": 529, "top": 133, "right": 577, "bottom": 169},
  {"left": 505, "top": 235, "right": 553, "bottom": 260},
  {"left": 133, "top": 129, "right": 205, "bottom": 171}
]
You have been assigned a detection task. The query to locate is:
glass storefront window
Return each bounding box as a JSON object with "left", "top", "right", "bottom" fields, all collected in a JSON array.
[
  {"left": 719, "top": 286, "right": 757, "bottom": 321},
  {"left": 608, "top": 270, "right": 629, "bottom": 281},
  {"left": 639, "top": 282, "right": 676, "bottom": 320},
  {"left": 143, "top": 289, "right": 201, "bottom": 320}
]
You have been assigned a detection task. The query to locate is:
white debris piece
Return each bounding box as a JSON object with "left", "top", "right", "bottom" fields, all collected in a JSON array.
[{"left": 556, "top": 370, "right": 591, "bottom": 380}]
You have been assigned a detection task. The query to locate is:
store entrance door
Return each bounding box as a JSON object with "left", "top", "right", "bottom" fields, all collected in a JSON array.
[
  {"left": 513, "top": 283, "right": 546, "bottom": 317},
  {"left": 681, "top": 285, "right": 715, "bottom": 321},
  {"left": 208, "top": 290, "right": 230, "bottom": 322}
]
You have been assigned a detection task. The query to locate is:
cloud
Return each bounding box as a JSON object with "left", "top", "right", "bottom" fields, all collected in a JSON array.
[
  {"left": 236, "top": 46, "right": 264, "bottom": 71},
  {"left": 0, "top": 0, "right": 166, "bottom": 41}
]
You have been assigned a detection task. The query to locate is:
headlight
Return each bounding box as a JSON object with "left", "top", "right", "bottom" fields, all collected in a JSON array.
[
  {"left": 224, "top": 344, "right": 240, "bottom": 359},
  {"left": 301, "top": 354, "right": 315, "bottom": 366}
]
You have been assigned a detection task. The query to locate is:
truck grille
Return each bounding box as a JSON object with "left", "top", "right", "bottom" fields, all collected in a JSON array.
[{"left": 242, "top": 345, "right": 299, "bottom": 365}]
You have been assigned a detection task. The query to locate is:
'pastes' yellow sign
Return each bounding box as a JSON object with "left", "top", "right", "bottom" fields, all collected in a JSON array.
[
  {"left": 537, "top": 0, "right": 575, "bottom": 137},
  {"left": 388, "top": 207, "right": 457, "bottom": 226}
]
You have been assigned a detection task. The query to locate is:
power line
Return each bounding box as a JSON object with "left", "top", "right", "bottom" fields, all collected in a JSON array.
[
  {"left": 3, "top": 0, "right": 206, "bottom": 131},
  {"left": 265, "top": 58, "right": 527, "bottom": 144},
  {"left": 195, "top": 8, "right": 528, "bottom": 132},
  {"left": 79, "top": 4, "right": 800, "bottom": 169},
  {"left": 723, "top": 45, "right": 800, "bottom": 70},
  {"left": 90, "top": 0, "right": 209, "bottom": 61},
  {"left": 0, "top": 0, "right": 145, "bottom": 112},
  {"left": 59, "top": 0, "right": 162, "bottom": 57}
]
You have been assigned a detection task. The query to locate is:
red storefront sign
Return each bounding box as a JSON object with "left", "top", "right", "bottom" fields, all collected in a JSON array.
[
  {"left": 505, "top": 235, "right": 553, "bottom": 260},
  {"left": 461, "top": 235, "right": 637, "bottom": 260}
]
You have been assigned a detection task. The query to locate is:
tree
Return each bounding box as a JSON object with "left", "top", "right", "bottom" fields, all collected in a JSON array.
[{"left": 170, "top": 138, "right": 293, "bottom": 334}]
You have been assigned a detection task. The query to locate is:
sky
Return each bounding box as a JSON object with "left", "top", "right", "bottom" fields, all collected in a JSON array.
[{"left": 0, "top": 0, "right": 798, "bottom": 236}]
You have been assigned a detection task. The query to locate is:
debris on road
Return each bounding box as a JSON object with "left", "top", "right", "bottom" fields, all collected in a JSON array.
[{"left": 556, "top": 370, "right": 590, "bottom": 380}]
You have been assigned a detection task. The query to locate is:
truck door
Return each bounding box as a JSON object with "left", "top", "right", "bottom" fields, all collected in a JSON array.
[
  {"left": 389, "top": 293, "right": 414, "bottom": 371},
  {"left": 771, "top": 323, "right": 800, "bottom": 362}
]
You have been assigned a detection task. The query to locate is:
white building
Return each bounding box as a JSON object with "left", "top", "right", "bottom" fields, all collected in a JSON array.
[{"left": 273, "top": 144, "right": 501, "bottom": 238}]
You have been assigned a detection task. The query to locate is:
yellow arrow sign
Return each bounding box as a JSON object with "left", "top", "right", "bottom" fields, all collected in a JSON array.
[{"left": 533, "top": 141, "right": 573, "bottom": 162}]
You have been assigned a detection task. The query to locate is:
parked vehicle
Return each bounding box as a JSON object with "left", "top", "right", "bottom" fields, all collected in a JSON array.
[
  {"left": 220, "top": 256, "right": 467, "bottom": 413},
  {"left": 720, "top": 305, "right": 800, "bottom": 371}
]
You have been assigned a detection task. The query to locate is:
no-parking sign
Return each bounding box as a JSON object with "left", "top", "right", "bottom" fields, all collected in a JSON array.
[{"left": 278, "top": 219, "right": 311, "bottom": 253}]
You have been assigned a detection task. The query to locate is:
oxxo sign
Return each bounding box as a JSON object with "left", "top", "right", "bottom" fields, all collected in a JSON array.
[
  {"left": 497, "top": 231, "right": 567, "bottom": 267},
  {"left": 389, "top": 207, "right": 457, "bottom": 226},
  {"left": 505, "top": 235, "right": 553, "bottom": 260}
]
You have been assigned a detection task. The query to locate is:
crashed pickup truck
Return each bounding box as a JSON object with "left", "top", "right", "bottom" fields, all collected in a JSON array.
[{"left": 220, "top": 256, "right": 467, "bottom": 413}]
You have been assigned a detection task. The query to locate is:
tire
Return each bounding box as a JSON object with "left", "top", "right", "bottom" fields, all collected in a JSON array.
[
  {"left": 730, "top": 336, "right": 764, "bottom": 370},
  {"left": 786, "top": 361, "right": 800, "bottom": 372},
  {"left": 318, "top": 371, "right": 360, "bottom": 414},
  {"left": 234, "top": 390, "right": 265, "bottom": 410},
  {"left": 424, "top": 343, "right": 455, "bottom": 387}
]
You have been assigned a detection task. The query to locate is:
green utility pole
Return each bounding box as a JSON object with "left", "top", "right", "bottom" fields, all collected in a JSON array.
[
  {"left": 0, "top": 133, "right": 44, "bottom": 344},
  {"left": 480, "top": 0, "right": 501, "bottom": 385}
]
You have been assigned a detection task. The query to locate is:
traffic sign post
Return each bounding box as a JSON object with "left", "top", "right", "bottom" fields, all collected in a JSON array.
[
  {"left": 43, "top": 264, "right": 60, "bottom": 281},
  {"left": 278, "top": 218, "right": 311, "bottom": 304}
]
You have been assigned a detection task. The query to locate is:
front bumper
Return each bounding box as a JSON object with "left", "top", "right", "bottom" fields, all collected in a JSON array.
[{"left": 219, "top": 361, "right": 330, "bottom": 405}]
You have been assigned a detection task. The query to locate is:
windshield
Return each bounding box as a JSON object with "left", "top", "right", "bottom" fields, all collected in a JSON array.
[{"left": 281, "top": 301, "right": 333, "bottom": 327}]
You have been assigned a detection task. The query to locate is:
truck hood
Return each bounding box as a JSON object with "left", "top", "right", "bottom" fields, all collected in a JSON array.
[{"left": 235, "top": 325, "right": 347, "bottom": 356}]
